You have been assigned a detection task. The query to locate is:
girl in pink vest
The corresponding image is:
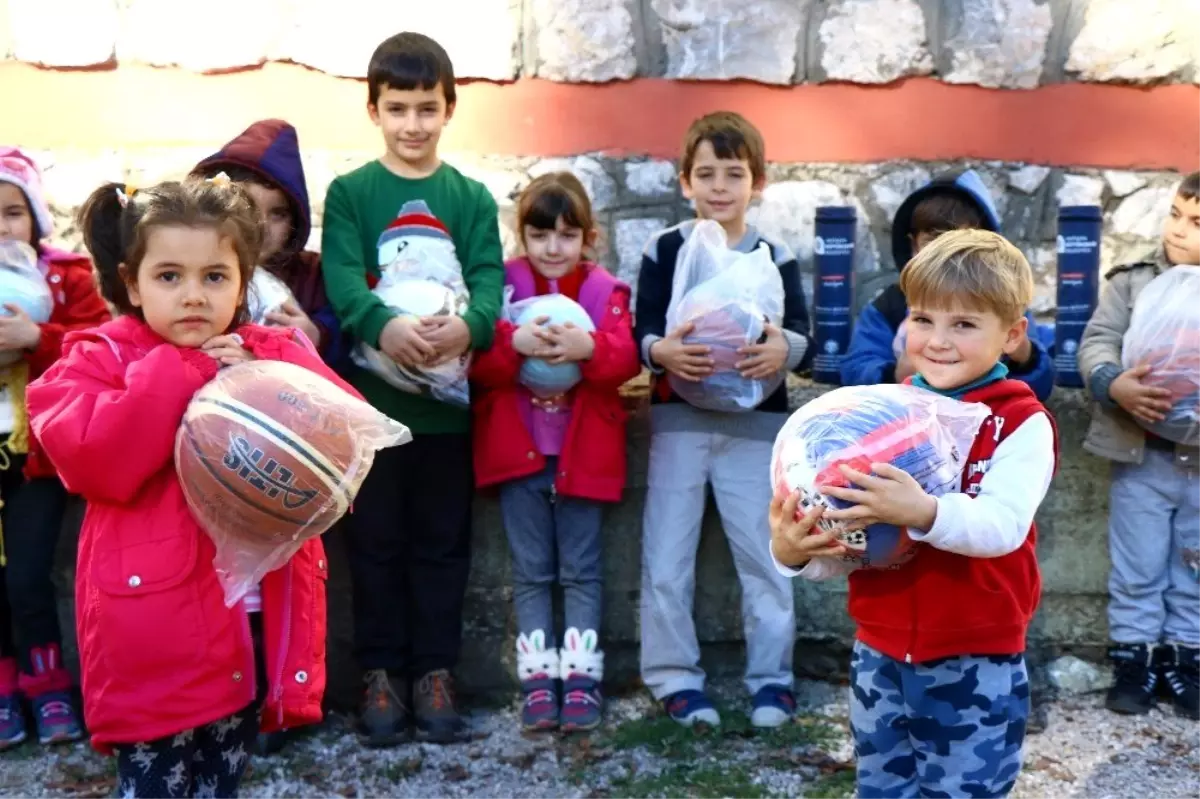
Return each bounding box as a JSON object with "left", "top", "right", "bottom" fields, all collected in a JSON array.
[{"left": 472, "top": 173, "right": 639, "bottom": 732}]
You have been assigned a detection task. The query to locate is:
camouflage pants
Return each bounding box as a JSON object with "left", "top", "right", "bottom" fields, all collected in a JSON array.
[{"left": 850, "top": 641, "right": 1029, "bottom": 798}]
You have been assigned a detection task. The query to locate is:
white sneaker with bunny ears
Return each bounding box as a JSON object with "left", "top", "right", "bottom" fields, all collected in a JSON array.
[
  {"left": 560, "top": 628, "right": 604, "bottom": 732},
  {"left": 517, "top": 630, "right": 560, "bottom": 731}
]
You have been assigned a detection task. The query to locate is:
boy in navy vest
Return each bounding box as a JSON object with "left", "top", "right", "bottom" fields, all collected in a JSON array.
[{"left": 772, "top": 230, "right": 1058, "bottom": 798}]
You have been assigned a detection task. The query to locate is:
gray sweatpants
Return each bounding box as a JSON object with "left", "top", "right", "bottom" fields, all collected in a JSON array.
[
  {"left": 639, "top": 430, "right": 796, "bottom": 699},
  {"left": 1107, "top": 447, "right": 1200, "bottom": 646}
]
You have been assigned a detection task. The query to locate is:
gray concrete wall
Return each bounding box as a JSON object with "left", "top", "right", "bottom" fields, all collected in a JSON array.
[{"left": 50, "top": 381, "right": 1111, "bottom": 708}]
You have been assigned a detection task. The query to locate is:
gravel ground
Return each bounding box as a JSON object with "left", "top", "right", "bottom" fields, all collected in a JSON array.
[{"left": 1, "top": 679, "right": 1196, "bottom": 798}]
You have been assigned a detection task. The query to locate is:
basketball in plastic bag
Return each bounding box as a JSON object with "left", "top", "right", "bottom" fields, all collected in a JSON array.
[
  {"left": 513, "top": 294, "right": 595, "bottom": 398},
  {"left": 0, "top": 241, "right": 53, "bottom": 366},
  {"left": 771, "top": 384, "right": 990, "bottom": 570},
  {"left": 246, "top": 268, "right": 296, "bottom": 325},
  {"left": 175, "top": 360, "right": 411, "bottom": 605},
  {"left": 1122, "top": 265, "right": 1200, "bottom": 446}
]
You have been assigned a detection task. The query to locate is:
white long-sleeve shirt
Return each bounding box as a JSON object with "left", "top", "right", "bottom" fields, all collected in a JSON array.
[{"left": 773, "top": 412, "right": 1056, "bottom": 580}]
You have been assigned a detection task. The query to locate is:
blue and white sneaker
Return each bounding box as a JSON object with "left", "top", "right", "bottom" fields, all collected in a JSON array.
[
  {"left": 751, "top": 684, "right": 797, "bottom": 728},
  {"left": 32, "top": 691, "right": 85, "bottom": 745},
  {"left": 0, "top": 693, "right": 27, "bottom": 751},
  {"left": 663, "top": 689, "right": 720, "bottom": 728}
]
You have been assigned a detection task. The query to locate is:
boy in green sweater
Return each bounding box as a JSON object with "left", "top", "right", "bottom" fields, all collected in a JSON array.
[{"left": 321, "top": 31, "right": 504, "bottom": 746}]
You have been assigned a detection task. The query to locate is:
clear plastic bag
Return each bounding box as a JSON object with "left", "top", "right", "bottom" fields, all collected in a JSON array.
[
  {"left": 0, "top": 241, "right": 53, "bottom": 366},
  {"left": 771, "top": 384, "right": 991, "bottom": 570},
  {"left": 246, "top": 268, "right": 297, "bottom": 325},
  {"left": 665, "top": 220, "right": 786, "bottom": 412},
  {"left": 175, "top": 360, "right": 411, "bottom": 606},
  {"left": 1122, "top": 265, "right": 1200, "bottom": 446},
  {"left": 352, "top": 237, "right": 472, "bottom": 407},
  {"left": 504, "top": 291, "right": 596, "bottom": 398}
]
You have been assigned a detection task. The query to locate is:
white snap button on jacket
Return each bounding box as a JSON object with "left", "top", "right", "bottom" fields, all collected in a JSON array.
[
  {"left": 295, "top": 671, "right": 308, "bottom": 683},
  {"left": 127, "top": 575, "right": 141, "bottom": 588},
  {"left": 233, "top": 671, "right": 243, "bottom": 682}
]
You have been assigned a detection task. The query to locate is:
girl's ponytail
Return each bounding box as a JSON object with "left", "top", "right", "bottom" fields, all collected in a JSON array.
[{"left": 77, "top": 182, "right": 131, "bottom": 311}]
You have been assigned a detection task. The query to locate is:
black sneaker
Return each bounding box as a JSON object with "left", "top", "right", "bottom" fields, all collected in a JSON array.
[
  {"left": 358, "top": 670, "right": 409, "bottom": 747},
  {"left": 1105, "top": 643, "right": 1158, "bottom": 715},
  {"left": 413, "top": 669, "right": 467, "bottom": 743},
  {"left": 1158, "top": 643, "right": 1200, "bottom": 720}
]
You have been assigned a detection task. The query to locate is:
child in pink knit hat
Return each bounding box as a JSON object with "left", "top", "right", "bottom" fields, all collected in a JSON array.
[{"left": 0, "top": 147, "right": 110, "bottom": 750}]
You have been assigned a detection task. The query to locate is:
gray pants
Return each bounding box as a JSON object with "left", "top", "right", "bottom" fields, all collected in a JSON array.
[
  {"left": 640, "top": 431, "right": 796, "bottom": 699},
  {"left": 499, "top": 459, "right": 603, "bottom": 645},
  {"left": 1108, "top": 448, "right": 1200, "bottom": 646}
]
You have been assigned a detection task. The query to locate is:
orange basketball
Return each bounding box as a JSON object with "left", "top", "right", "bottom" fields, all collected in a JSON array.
[{"left": 174, "top": 360, "right": 368, "bottom": 546}]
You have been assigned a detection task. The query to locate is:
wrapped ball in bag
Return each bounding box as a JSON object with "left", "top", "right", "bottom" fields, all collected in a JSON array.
[
  {"left": 246, "top": 268, "right": 297, "bottom": 326},
  {"left": 175, "top": 360, "right": 411, "bottom": 606},
  {"left": 665, "top": 220, "right": 786, "bottom": 412},
  {"left": 506, "top": 293, "right": 596, "bottom": 398},
  {"left": 771, "top": 384, "right": 990, "bottom": 570},
  {"left": 1122, "top": 265, "right": 1200, "bottom": 447},
  {"left": 352, "top": 226, "right": 472, "bottom": 407},
  {"left": 0, "top": 241, "right": 53, "bottom": 366}
]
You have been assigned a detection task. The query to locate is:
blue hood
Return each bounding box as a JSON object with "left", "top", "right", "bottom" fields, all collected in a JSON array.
[{"left": 890, "top": 168, "right": 1002, "bottom": 270}]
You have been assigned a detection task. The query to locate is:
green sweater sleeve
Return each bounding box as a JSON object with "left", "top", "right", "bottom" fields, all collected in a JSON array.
[
  {"left": 459, "top": 187, "right": 504, "bottom": 351},
  {"left": 320, "top": 178, "right": 395, "bottom": 350}
]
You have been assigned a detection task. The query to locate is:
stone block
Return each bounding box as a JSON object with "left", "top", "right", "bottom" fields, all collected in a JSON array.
[
  {"left": 614, "top": 216, "right": 669, "bottom": 300},
  {"left": 276, "top": 0, "right": 519, "bottom": 81},
  {"left": 1103, "top": 170, "right": 1149, "bottom": 198},
  {"left": 869, "top": 165, "right": 932, "bottom": 222},
  {"left": 118, "top": 0, "right": 278, "bottom": 71},
  {"left": 1008, "top": 165, "right": 1051, "bottom": 195},
  {"left": 623, "top": 159, "right": 678, "bottom": 201},
  {"left": 1055, "top": 173, "right": 1105, "bottom": 208},
  {"left": 751, "top": 180, "right": 845, "bottom": 265},
  {"left": 652, "top": 0, "right": 808, "bottom": 84},
  {"left": 9, "top": 0, "right": 117, "bottom": 67},
  {"left": 1111, "top": 186, "right": 1174, "bottom": 239},
  {"left": 818, "top": 0, "right": 933, "bottom": 84},
  {"left": 942, "top": 0, "right": 1053, "bottom": 88},
  {"left": 529, "top": 156, "right": 618, "bottom": 212},
  {"left": 531, "top": 0, "right": 637, "bottom": 82},
  {"left": 1066, "top": 0, "right": 1198, "bottom": 83}
]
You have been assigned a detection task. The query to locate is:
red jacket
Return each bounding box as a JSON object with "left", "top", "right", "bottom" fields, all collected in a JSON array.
[
  {"left": 25, "top": 316, "right": 350, "bottom": 751},
  {"left": 22, "top": 246, "right": 112, "bottom": 479},
  {"left": 848, "top": 379, "right": 1059, "bottom": 663},
  {"left": 471, "top": 259, "right": 640, "bottom": 502}
]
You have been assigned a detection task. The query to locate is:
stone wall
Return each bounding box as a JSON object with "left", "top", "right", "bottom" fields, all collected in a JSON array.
[
  {"left": 29, "top": 148, "right": 1183, "bottom": 317},
  {"left": 2, "top": 0, "right": 1196, "bottom": 86}
]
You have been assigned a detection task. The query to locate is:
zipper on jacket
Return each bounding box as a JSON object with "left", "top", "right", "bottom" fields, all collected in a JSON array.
[
  {"left": 239, "top": 607, "right": 257, "bottom": 704},
  {"left": 273, "top": 563, "right": 295, "bottom": 726},
  {"left": 549, "top": 482, "right": 557, "bottom": 505}
]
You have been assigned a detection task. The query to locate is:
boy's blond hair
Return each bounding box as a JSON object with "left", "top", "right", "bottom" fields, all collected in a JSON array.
[{"left": 900, "top": 229, "right": 1033, "bottom": 324}]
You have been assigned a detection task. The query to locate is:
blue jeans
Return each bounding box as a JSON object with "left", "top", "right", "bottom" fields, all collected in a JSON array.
[
  {"left": 499, "top": 459, "right": 603, "bottom": 645},
  {"left": 850, "top": 641, "right": 1029, "bottom": 799}
]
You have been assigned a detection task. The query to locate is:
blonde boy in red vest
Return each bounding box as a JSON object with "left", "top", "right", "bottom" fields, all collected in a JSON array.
[{"left": 771, "top": 230, "right": 1058, "bottom": 799}]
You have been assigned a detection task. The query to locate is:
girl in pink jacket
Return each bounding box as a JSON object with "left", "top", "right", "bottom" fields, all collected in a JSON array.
[{"left": 26, "top": 178, "right": 350, "bottom": 797}]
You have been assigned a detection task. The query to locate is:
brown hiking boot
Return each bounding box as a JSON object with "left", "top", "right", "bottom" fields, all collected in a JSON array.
[
  {"left": 413, "top": 669, "right": 467, "bottom": 743},
  {"left": 358, "top": 669, "right": 409, "bottom": 747}
]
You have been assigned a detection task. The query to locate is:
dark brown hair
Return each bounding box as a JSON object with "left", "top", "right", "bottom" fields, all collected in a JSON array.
[
  {"left": 368, "top": 32, "right": 456, "bottom": 107},
  {"left": 77, "top": 178, "right": 263, "bottom": 322},
  {"left": 681, "top": 111, "right": 766, "bottom": 184},
  {"left": 910, "top": 192, "right": 989, "bottom": 238},
  {"left": 1178, "top": 171, "right": 1200, "bottom": 202},
  {"left": 516, "top": 172, "right": 597, "bottom": 250}
]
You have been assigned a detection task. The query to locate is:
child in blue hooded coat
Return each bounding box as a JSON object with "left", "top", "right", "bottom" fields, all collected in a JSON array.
[{"left": 841, "top": 169, "right": 1055, "bottom": 401}]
